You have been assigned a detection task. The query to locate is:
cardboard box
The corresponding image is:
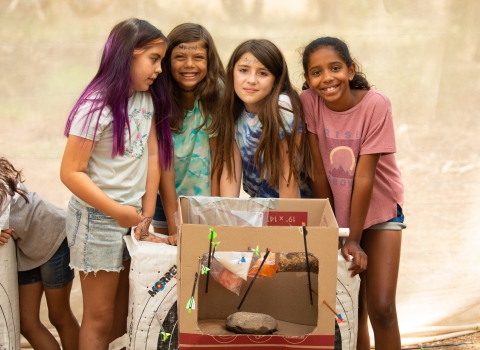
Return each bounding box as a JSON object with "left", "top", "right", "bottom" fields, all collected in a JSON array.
[{"left": 177, "top": 197, "right": 339, "bottom": 349}]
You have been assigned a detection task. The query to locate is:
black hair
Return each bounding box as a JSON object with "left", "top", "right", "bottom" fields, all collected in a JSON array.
[{"left": 301, "top": 37, "right": 370, "bottom": 91}]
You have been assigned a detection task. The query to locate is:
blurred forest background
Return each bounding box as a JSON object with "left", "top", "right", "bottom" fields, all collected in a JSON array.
[{"left": 1, "top": 0, "right": 480, "bottom": 347}]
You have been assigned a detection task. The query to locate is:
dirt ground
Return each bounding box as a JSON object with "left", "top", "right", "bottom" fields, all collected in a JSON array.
[{"left": 402, "top": 332, "right": 480, "bottom": 350}]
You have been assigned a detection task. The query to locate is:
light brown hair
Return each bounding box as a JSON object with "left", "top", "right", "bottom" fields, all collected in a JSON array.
[
  {"left": 165, "top": 23, "right": 225, "bottom": 133},
  {"left": 0, "top": 157, "right": 29, "bottom": 209},
  {"left": 214, "top": 39, "right": 312, "bottom": 188}
]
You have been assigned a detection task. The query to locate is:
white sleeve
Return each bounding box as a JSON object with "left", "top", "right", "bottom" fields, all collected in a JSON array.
[
  {"left": 69, "top": 100, "right": 113, "bottom": 141},
  {"left": 0, "top": 195, "right": 11, "bottom": 230}
]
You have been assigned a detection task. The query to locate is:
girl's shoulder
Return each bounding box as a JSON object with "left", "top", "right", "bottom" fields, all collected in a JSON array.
[
  {"left": 359, "top": 88, "right": 392, "bottom": 110},
  {"left": 74, "top": 92, "right": 112, "bottom": 119},
  {"left": 278, "top": 94, "right": 294, "bottom": 119},
  {"left": 299, "top": 88, "right": 322, "bottom": 110},
  {"left": 299, "top": 88, "right": 319, "bottom": 101},
  {"left": 130, "top": 91, "right": 154, "bottom": 109},
  {"left": 278, "top": 93, "right": 292, "bottom": 108}
]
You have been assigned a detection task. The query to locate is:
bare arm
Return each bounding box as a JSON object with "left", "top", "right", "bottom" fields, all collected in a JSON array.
[
  {"left": 278, "top": 135, "right": 300, "bottom": 198},
  {"left": 134, "top": 121, "right": 162, "bottom": 239},
  {"left": 142, "top": 117, "right": 161, "bottom": 217},
  {"left": 341, "top": 153, "right": 380, "bottom": 276},
  {"left": 60, "top": 135, "right": 143, "bottom": 228},
  {"left": 209, "top": 137, "right": 220, "bottom": 197},
  {"left": 159, "top": 166, "right": 178, "bottom": 236},
  {"left": 219, "top": 142, "right": 242, "bottom": 197},
  {"left": 307, "top": 131, "right": 333, "bottom": 202}
]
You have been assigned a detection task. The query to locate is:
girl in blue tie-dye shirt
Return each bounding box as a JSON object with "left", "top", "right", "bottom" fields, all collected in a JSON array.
[
  {"left": 150, "top": 23, "right": 225, "bottom": 241},
  {"left": 215, "top": 39, "right": 311, "bottom": 198}
]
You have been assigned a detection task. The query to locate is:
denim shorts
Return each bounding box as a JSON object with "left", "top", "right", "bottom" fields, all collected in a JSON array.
[
  {"left": 152, "top": 193, "right": 168, "bottom": 229},
  {"left": 368, "top": 204, "right": 407, "bottom": 230},
  {"left": 66, "top": 196, "right": 130, "bottom": 274},
  {"left": 18, "top": 238, "right": 75, "bottom": 289}
]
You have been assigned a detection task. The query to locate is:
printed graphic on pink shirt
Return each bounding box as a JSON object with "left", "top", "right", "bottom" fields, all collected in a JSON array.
[
  {"left": 330, "top": 146, "right": 355, "bottom": 178},
  {"left": 325, "top": 134, "right": 360, "bottom": 188}
]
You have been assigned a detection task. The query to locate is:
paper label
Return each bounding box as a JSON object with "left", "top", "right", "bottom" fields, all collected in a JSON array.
[{"left": 267, "top": 212, "right": 308, "bottom": 226}]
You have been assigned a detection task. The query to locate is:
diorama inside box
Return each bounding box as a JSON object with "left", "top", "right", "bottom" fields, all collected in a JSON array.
[
  {"left": 177, "top": 196, "right": 339, "bottom": 348},
  {"left": 196, "top": 250, "right": 321, "bottom": 336}
]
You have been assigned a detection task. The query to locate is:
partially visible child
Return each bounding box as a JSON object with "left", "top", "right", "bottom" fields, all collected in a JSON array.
[
  {"left": 60, "top": 18, "right": 172, "bottom": 349},
  {"left": 0, "top": 157, "right": 79, "bottom": 350},
  {"left": 215, "top": 39, "right": 311, "bottom": 198},
  {"left": 149, "top": 23, "right": 225, "bottom": 242},
  {"left": 300, "top": 37, "right": 405, "bottom": 349}
]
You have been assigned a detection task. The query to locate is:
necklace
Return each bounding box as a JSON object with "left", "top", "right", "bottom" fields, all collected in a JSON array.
[{"left": 180, "top": 87, "right": 196, "bottom": 93}]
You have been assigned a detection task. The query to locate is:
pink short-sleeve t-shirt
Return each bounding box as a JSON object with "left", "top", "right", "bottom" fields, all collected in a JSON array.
[{"left": 300, "top": 88, "right": 404, "bottom": 229}]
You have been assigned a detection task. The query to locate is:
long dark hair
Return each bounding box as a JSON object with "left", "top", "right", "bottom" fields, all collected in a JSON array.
[
  {"left": 64, "top": 18, "right": 174, "bottom": 168},
  {"left": 165, "top": 23, "right": 225, "bottom": 134},
  {"left": 215, "top": 39, "right": 312, "bottom": 188},
  {"left": 301, "top": 37, "right": 370, "bottom": 91},
  {"left": 0, "top": 157, "right": 29, "bottom": 209}
]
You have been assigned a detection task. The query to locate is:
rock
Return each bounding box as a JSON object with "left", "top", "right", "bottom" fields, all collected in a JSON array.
[{"left": 225, "top": 312, "right": 277, "bottom": 335}]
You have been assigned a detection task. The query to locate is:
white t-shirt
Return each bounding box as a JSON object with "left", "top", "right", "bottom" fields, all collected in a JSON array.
[
  {"left": 69, "top": 91, "right": 154, "bottom": 210},
  {"left": 0, "top": 184, "right": 13, "bottom": 231}
]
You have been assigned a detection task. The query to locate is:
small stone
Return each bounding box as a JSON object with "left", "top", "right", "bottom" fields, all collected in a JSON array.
[{"left": 225, "top": 312, "right": 277, "bottom": 335}]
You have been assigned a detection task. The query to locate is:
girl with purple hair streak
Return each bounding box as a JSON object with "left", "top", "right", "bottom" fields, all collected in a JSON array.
[{"left": 60, "top": 18, "right": 173, "bottom": 349}]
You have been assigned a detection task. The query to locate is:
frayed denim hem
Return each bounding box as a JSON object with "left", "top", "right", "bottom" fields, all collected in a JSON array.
[{"left": 70, "top": 263, "right": 125, "bottom": 277}]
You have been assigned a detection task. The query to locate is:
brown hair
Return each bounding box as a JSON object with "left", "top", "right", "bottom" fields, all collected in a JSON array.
[
  {"left": 165, "top": 23, "right": 225, "bottom": 133},
  {"left": 0, "top": 157, "right": 29, "bottom": 209},
  {"left": 214, "top": 39, "right": 312, "bottom": 188}
]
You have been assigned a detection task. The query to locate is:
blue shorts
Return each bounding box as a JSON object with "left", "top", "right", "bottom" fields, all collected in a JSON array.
[
  {"left": 152, "top": 193, "right": 168, "bottom": 229},
  {"left": 368, "top": 204, "right": 406, "bottom": 230},
  {"left": 66, "top": 196, "right": 130, "bottom": 274},
  {"left": 17, "top": 238, "right": 75, "bottom": 289}
]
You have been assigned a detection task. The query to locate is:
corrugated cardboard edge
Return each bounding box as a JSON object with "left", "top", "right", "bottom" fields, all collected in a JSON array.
[{"left": 177, "top": 197, "right": 338, "bottom": 349}]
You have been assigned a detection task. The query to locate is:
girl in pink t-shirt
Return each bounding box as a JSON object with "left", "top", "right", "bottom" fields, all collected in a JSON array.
[{"left": 300, "top": 37, "right": 405, "bottom": 350}]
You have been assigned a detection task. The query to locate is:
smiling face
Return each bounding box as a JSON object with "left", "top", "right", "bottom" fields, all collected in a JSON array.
[
  {"left": 305, "top": 46, "right": 356, "bottom": 111},
  {"left": 170, "top": 40, "right": 208, "bottom": 91},
  {"left": 130, "top": 43, "right": 166, "bottom": 96},
  {"left": 233, "top": 52, "right": 275, "bottom": 113}
]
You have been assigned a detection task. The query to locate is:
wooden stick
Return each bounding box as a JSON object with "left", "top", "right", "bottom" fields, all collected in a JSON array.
[
  {"left": 302, "top": 224, "right": 313, "bottom": 305},
  {"left": 205, "top": 229, "right": 214, "bottom": 293},
  {"left": 323, "top": 300, "right": 338, "bottom": 317}
]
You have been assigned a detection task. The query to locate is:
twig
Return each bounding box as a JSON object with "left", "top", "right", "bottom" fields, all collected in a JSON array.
[
  {"left": 302, "top": 224, "right": 313, "bottom": 305},
  {"left": 402, "top": 342, "right": 473, "bottom": 350},
  {"left": 238, "top": 248, "right": 271, "bottom": 309}
]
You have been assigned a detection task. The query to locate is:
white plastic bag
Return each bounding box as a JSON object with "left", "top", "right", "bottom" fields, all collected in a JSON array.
[
  {"left": 211, "top": 251, "right": 253, "bottom": 280},
  {"left": 123, "top": 235, "right": 178, "bottom": 350},
  {"left": 336, "top": 249, "right": 361, "bottom": 350},
  {"left": 202, "top": 254, "right": 244, "bottom": 295},
  {"left": 0, "top": 241, "right": 20, "bottom": 350}
]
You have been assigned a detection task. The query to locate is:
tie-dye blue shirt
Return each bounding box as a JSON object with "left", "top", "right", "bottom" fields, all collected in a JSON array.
[
  {"left": 173, "top": 96, "right": 215, "bottom": 196},
  {"left": 235, "top": 94, "right": 310, "bottom": 198}
]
